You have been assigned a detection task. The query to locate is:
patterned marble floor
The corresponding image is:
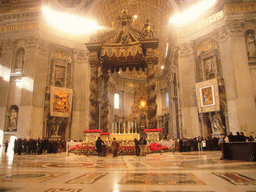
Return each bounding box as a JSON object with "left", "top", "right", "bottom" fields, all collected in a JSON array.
[{"left": 0, "top": 149, "right": 256, "bottom": 192}]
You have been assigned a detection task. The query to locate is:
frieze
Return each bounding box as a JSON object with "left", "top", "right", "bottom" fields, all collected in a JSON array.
[
  {"left": 38, "top": 40, "right": 49, "bottom": 54},
  {"left": 227, "top": 21, "right": 245, "bottom": 36},
  {"left": 25, "top": 37, "right": 39, "bottom": 49},
  {"left": 178, "top": 41, "right": 195, "bottom": 56},
  {"left": 214, "top": 26, "right": 229, "bottom": 42},
  {"left": 0, "top": 11, "right": 40, "bottom": 22},
  {"left": 1, "top": 39, "right": 15, "bottom": 52},
  {"left": 73, "top": 49, "right": 89, "bottom": 62}
]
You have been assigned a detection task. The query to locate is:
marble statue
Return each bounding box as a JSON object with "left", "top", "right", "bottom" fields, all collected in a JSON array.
[
  {"left": 246, "top": 33, "right": 256, "bottom": 57},
  {"left": 8, "top": 109, "right": 17, "bottom": 131},
  {"left": 50, "top": 117, "right": 62, "bottom": 137},
  {"left": 16, "top": 50, "right": 24, "bottom": 69},
  {"left": 212, "top": 112, "right": 225, "bottom": 133}
]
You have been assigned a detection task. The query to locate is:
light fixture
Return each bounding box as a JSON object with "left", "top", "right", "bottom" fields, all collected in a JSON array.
[
  {"left": 139, "top": 99, "right": 147, "bottom": 108},
  {"left": 41, "top": 6, "right": 102, "bottom": 34},
  {"left": 169, "top": 0, "right": 217, "bottom": 26}
]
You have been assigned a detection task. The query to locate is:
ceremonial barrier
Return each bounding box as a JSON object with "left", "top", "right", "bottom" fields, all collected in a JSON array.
[{"left": 220, "top": 142, "right": 256, "bottom": 161}]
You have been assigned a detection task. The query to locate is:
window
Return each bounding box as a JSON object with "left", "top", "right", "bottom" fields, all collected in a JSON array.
[
  {"left": 166, "top": 92, "right": 169, "bottom": 108},
  {"left": 114, "top": 93, "right": 120, "bottom": 109}
]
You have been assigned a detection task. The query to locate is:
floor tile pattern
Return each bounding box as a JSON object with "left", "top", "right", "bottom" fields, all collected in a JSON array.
[
  {"left": 0, "top": 150, "right": 256, "bottom": 192},
  {"left": 118, "top": 173, "right": 206, "bottom": 185},
  {"left": 212, "top": 172, "right": 256, "bottom": 185},
  {"left": 66, "top": 172, "right": 108, "bottom": 184}
]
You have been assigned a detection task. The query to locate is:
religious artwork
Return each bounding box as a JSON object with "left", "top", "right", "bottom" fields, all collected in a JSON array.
[
  {"left": 49, "top": 116, "right": 63, "bottom": 137},
  {"left": 211, "top": 112, "right": 225, "bottom": 133},
  {"left": 246, "top": 31, "right": 256, "bottom": 57},
  {"left": 118, "top": 173, "right": 205, "bottom": 185},
  {"left": 50, "top": 86, "right": 73, "bottom": 117},
  {"left": 195, "top": 78, "right": 220, "bottom": 113},
  {"left": 7, "top": 108, "right": 18, "bottom": 132},
  {"left": 15, "top": 49, "right": 25, "bottom": 70},
  {"left": 55, "top": 66, "right": 65, "bottom": 81},
  {"left": 57, "top": 0, "right": 82, "bottom": 8}
]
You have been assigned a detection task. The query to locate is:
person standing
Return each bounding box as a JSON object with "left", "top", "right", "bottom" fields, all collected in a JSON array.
[
  {"left": 96, "top": 137, "right": 104, "bottom": 157},
  {"left": 5, "top": 140, "right": 9, "bottom": 153},
  {"left": 134, "top": 138, "right": 140, "bottom": 156},
  {"left": 139, "top": 137, "right": 147, "bottom": 156},
  {"left": 197, "top": 136, "right": 203, "bottom": 152},
  {"left": 202, "top": 139, "right": 207, "bottom": 151},
  {"left": 112, "top": 138, "right": 119, "bottom": 157}
]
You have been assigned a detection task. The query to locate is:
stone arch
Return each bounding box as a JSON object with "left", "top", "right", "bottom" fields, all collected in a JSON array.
[
  {"left": 195, "top": 37, "right": 221, "bottom": 82},
  {"left": 49, "top": 50, "right": 72, "bottom": 88}
]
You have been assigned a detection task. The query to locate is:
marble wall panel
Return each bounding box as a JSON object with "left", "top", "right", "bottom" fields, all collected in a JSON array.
[
  {"left": 17, "top": 106, "right": 32, "bottom": 138},
  {"left": 29, "top": 106, "right": 44, "bottom": 139},
  {"left": 182, "top": 107, "right": 200, "bottom": 138}
]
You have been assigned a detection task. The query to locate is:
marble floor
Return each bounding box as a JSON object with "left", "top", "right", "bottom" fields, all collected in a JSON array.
[{"left": 0, "top": 149, "right": 256, "bottom": 192}]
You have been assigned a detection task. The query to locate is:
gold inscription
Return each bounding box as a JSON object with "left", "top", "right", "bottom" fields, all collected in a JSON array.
[
  {"left": 224, "top": 3, "right": 256, "bottom": 14},
  {"left": 177, "top": 11, "right": 224, "bottom": 37},
  {"left": 0, "top": 22, "right": 39, "bottom": 33}
]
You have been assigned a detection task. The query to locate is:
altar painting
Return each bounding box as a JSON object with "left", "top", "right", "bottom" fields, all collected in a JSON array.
[
  {"left": 50, "top": 86, "right": 73, "bottom": 117},
  {"left": 196, "top": 78, "right": 220, "bottom": 113}
]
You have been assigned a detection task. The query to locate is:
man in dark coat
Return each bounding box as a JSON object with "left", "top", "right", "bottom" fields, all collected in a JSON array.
[
  {"left": 134, "top": 138, "right": 140, "bottom": 156},
  {"left": 96, "top": 137, "right": 104, "bottom": 157}
]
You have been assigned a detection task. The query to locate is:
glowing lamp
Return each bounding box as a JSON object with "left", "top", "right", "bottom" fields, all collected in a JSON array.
[{"left": 139, "top": 100, "right": 147, "bottom": 108}]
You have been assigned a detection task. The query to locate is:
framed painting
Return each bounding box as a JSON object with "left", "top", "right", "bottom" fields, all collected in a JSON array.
[
  {"left": 50, "top": 86, "right": 73, "bottom": 117},
  {"left": 195, "top": 78, "right": 220, "bottom": 113}
]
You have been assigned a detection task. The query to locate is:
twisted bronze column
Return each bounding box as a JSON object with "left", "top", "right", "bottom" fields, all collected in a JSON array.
[
  {"left": 89, "top": 51, "right": 99, "bottom": 130},
  {"left": 100, "top": 68, "right": 110, "bottom": 132},
  {"left": 146, "top": 48, "right": 157, "bottom": 129}
]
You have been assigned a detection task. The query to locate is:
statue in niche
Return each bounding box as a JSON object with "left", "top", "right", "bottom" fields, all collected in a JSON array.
[
  {"left": 7, "top": 109, "right": 17, "bottom": 132},
  {"left": 246, "top": 33, "right": 256, "bottom": 57},
  {"left": 16, "top": 50, "right": 24, "bottom": 69},
  {"left": 50, "top": 117, "right": 62, "bottom": 137},
  {"left": 205, "top": 57, "right": 216, "bottom": 74},
  {"left": 211, "top": 112, "right": 225, "bottom": 133}
]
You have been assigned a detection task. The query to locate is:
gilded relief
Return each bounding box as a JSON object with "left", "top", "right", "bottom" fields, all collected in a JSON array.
[{"left": 55, "top": 66, "right": 65, "bottom": 82}]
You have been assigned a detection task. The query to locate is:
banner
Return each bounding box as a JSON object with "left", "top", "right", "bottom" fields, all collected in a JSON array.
[
  {"left": 50, "top": 86, "right": 73, "bottom": 117},
  {"left": 195, "top": 78, "right": 220, "bottom": 113}
]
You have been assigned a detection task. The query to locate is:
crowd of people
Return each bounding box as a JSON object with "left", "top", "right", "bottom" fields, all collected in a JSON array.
[
  {"left": 12, "top": 138, "right": 67, "bottom": 155},
  {"left": 177, "top": 132, "right": 255, "bottom": 152},
  {"left": 4, "top": 131, "right": 255, "bottom": 156}
]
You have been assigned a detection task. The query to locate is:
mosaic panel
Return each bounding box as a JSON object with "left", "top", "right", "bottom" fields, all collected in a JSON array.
[
  {"left": 118, "top": 173, "right": 206, "bottom": 185},
  {"left": 66, "top": 172, "right": 108, "bottom": 184},
  {"left": 45, "top": 188, "right": 83, "bottom": 192},
  {"left": 212, "top": 172, "right": 256, "bottom": 185},
  {"left": 0, "top": 187, "right": 21, "bottom": 192},
  {"left": 0, "top": 172, "right": 67, "bottom": 183}
]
